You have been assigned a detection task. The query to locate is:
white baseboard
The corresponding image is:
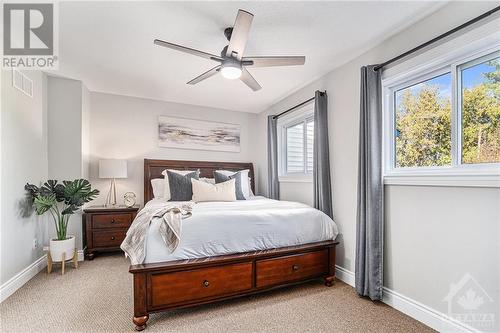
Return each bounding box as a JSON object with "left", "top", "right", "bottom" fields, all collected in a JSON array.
[
  {"left": 1, "top": 250, "right": 85, "bottom": 304},
  {"left": 0, "top": 254, "right": 47, "bottom": 303},
  {"left": 335, "top": 265, "right": 355, "bottom": 287},
  {"left": 334, "top": 266, "right": 478, "bottom": 333},
  {"left": 383, "top": 287, "right": 481, "bottom": 333}
]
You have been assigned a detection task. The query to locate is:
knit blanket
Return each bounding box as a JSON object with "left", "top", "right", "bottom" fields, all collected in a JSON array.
[{"left": 120, "top": 202, "right": 193, "bottom": 265}]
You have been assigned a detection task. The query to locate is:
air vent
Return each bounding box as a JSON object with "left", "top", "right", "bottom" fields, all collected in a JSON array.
[{"left": 12, "top": 68, "right": 33, "bottom": 97}]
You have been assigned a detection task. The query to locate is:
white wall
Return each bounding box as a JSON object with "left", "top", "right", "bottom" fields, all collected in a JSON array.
[
  {"left": 89, "top": 92, "right": 258, "bottom": 206},
  {"left": 279, "top": 182, "right": 313, "bottom": 206},
  {"left": 254, "top": 1, "right": 499, "bottom": 330},
  {"left": 385, "top": 186, "right": 500, "bottom": 319},
  {"left": 0, "top": 70, "right": 48, "bottom": 285},
  {"left": 47, "top": 76, "right": 90, "bottom": 250},
  {"left": 82, "top": 84, "right": 90, "bottom": 180}
]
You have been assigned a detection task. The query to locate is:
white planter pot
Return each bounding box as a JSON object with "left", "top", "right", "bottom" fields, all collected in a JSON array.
[{"left": 49, "top": 236, "right": 75, "bottom": 262}]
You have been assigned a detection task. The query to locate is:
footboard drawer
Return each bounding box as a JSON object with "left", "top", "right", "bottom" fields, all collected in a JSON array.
[
  {"left": 256, "top": 249, "right": 328, "bottom": 288},
  {"left": 149, "top": 262, "right": 253, "bottom": 308}
]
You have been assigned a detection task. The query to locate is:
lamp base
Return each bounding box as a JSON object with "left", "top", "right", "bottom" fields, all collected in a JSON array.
[{"left": 104, "top": 178, "right": 117, "bottom": 207}]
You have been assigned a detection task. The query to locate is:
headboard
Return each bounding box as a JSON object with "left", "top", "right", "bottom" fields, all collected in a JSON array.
[{"left": 144, "top": 159, "right": 255, "bottom": 203}]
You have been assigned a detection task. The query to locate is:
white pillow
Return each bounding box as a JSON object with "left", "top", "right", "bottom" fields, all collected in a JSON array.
[
  {"left": 199, "top": 177, "right": 216, "bottom": 184},
  {"left": 161, "top": 169, "right": 197, "bottom": 201},
  {"left": 191, "top": 178, "right": 236, "bottom": 202},
  {"left": 215, "top": 170, "right": 251, "bottom": 199},
  {"left": 150, "top": 178, "right": 164, "bottom": 198}
]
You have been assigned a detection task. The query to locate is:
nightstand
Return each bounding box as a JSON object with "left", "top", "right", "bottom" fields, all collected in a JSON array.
[{"left": 82, "top": 205, "right": 139, "bottom": 260}]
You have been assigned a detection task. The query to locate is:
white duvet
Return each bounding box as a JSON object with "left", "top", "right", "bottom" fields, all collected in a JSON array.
[{"left": 144, "top": 196, "right": 339, "bottom": 264}]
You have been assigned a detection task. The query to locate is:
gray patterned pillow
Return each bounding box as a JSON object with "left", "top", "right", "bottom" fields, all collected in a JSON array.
[
  {"left": 214, "top": 171, "right": 245, "bottom": 200},
  {"left": 167, "top": 170, "right": 199, "bottom": 201}
]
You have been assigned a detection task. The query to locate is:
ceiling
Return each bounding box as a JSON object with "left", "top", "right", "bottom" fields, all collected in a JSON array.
[{"left": 52, "top": 1, "right": 446, "bottom": 113}]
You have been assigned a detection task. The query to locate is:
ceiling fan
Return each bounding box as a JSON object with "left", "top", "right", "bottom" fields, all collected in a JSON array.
[{"left": 154, "top": 9, "right": 305, "bottom": 91}]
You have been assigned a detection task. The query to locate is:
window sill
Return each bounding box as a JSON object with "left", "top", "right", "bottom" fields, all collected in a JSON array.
[
  {"left": 279, "top": 176, "right": 313, "bottom": 183},
  {"left": 384, "top": 173, "right": 500, "bottom": 188}
]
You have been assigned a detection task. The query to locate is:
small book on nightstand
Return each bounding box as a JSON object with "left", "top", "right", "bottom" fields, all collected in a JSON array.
[{"left": 82, "top": 205, "right": 140, "bottom": 260}]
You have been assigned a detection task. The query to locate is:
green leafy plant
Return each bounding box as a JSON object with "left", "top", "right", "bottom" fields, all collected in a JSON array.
[{"left": 25, "top": 179, "right": 99, "bottom": 240}]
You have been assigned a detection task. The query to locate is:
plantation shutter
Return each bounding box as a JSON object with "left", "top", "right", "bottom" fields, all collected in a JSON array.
[
  {"left": 286, "top": 123, "right": 304, "bottom": 173},
  {"left": 306, "top": 119, "right": 314, "bottom": 173}
]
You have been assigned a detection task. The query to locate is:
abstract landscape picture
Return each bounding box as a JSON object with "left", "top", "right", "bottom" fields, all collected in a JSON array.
[{"left": 158, "top": 116, "right": 241, "bottom": 152}]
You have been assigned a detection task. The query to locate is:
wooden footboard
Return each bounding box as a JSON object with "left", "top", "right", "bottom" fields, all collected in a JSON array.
[{"left": 129, "top": 240, "right": 339, "bottom": 331}]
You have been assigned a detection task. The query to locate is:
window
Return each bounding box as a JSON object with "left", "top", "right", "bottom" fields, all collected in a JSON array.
[
  {"left": 383, "top": 44, "right": 500, "bottom": 187},
  {"left": 460, "top": 56, "right": 500, "bottom": 165},
  {"left": 306, "top": 120, "right": 314, "bottom": 173},
  {"left": 286, "top": 122, "right": 305, "bottom": 173},
  {"left": 395, "top": 72, "right": 452, "bottom": 168},
  {"left": 278, "top": 105, "right": 314, "bottom": 180}
]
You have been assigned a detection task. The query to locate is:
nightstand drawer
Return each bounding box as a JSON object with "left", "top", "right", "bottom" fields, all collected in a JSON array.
[
  {"left": 92, "top": 213, "right": 133, "bottom": 229},
  {"left": 92, "top": 230, "right": 127, "bottom": 248}
]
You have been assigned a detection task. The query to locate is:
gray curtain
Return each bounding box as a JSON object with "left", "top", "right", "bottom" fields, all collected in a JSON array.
[
  {"left": 313, "top": 91, "right": 333, "bottom": 218},
  {"left": 355, "top": 65, "right": 384, "bottom": 301},
  {"left": 267, "top": 115, "right": 280, "bottom": 199}
]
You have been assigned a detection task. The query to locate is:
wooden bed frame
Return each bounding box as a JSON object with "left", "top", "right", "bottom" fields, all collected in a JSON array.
[{"left": 129, "top": 159, "right": 339, "bottom": 331}]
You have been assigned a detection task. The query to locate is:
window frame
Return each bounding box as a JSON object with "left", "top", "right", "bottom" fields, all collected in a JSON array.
[
  {"left": 382, "top": 40, "right": 500, "bottom": 187},
  {"left": 277, "top": 102, "right": 314, "bottom": 182}
]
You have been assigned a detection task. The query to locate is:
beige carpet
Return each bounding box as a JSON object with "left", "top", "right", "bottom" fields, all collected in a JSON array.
[{"left": 0, "top": 253, "right": 434, "bottom": 333}]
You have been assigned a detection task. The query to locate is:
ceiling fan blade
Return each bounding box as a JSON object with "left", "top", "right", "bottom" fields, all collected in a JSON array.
[
  {"left": 226, "top": 10, "right": 254, "bottom": 60},
  {"left": 242, "top": 56, "right": 305, "bottom": 67},
  {"left": 154, "top": 39, "right": 222, "bottom": 62},
  {"left": 187, "top": 65, "right": 221, "bottom": 85},
  {"left": 240, "top": 68, "right": 261, "bottom": 91}
]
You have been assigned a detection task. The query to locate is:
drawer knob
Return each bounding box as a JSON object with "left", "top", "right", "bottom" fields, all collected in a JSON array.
[
  {"left": 111, "top": 219, "right": 115, "bottom": 223},
  {"left": 292, "top": 265, "right": 300, "bottom": 271},
  {"left": 203, "top": 280, "right": 210, "bottom": 287},
  {"left": 111, "top": 236, "right": 116, "bottom": 240}
]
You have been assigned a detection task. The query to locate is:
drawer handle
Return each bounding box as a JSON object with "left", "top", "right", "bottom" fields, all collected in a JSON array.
[
  {"left": 202, "top": 280, "right": 210, "bottom": 288},
  {"left": 111, "top": 236, "right": 116, "bottom": 240},
  {"left": 292, "top": 265, "right": 300, "bottom": 271},
  {"left": 111, "top": 219, "right": 115, "bottom": 224}
]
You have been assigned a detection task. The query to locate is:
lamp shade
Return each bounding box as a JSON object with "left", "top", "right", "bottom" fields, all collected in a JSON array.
[{"left": 98, "top": 159, "right": 127, "bottom": 179}]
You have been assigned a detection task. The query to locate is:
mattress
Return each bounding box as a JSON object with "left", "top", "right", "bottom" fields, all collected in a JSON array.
[{"left": 144, "top": 196, "right": 339, "bottom": 264}]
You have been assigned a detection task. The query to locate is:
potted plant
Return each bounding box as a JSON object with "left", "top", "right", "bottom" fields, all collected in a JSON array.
[{"left": 25, "top": 179, "right": 99, "bottom": 262}]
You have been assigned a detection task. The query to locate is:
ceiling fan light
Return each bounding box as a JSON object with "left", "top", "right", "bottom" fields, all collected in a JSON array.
[{"left": 221, "top": 64, "right": 242, "bottom": 80}]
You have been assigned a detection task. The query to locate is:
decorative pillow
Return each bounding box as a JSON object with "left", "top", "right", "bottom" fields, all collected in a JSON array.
[
  {"left": 161, "top": 169, "right": 198, "bottom": 200},
  {"left": 214, "top": 171, "right": 245, "bottom": 200},
  {"left": 167, "top": 170, "right": 199, "bottom": 201},
  {"left": 191, "top": 178, "right": 236, "bottom": 202},
  {"left": 214, "top": 169, "right": 251, "bottom": 199},
  {"left": 199, "top": 177, "right": 216, "bottom": 184},
  {"left": 150, "top": 178, "right": 164, "bottom": 198}
]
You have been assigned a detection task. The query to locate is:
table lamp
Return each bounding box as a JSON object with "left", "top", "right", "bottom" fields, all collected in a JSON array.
[{"left": 99, "top": 159, "right": 127, "bottom": 207}]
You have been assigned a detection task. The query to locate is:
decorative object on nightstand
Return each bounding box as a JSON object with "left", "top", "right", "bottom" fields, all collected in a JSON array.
[
  {"left": 24, "top": 179, "right": 99, "bottom": 272},
  {"left": 83, "top": 205, "right": 139, "bottom": 260},
  {"left": 99, "top": 159, "right": 127, "bottom": 207},
  {"left": 123, "top": 192, "right": 136, "bottom": 208}
]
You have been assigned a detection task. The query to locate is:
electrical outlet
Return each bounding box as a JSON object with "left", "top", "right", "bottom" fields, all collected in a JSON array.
[{"left": 32, "top": 238, "right": 38, "bottom": 250}]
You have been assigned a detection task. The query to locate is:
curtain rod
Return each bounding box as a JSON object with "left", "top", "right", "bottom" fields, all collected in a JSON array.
[
  {"left": 374, "top": 6, "right": 500, "bottom": 71},
  {"left": 272, "top": 91, "right": 326, "bottom": 120}
]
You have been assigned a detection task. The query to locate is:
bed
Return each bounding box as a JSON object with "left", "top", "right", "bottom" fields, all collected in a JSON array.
[{"left": 129, "top": 159, "right": 339, "bottom": 331}]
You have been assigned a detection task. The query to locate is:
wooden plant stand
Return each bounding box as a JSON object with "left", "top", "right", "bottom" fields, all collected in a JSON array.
[{"left": 47, "top": 249, "right": 78, "bottom": 275}]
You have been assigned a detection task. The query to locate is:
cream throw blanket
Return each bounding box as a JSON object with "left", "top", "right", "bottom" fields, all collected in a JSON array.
[{"left": 120, "top": 202, "right": 193, "bottom": 265}]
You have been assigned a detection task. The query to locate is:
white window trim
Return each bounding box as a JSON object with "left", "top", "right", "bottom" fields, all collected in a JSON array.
[
  {"left": 277, "top": 101, "right": 314, "bottom": 182},
  {"left": 382, "top": 31, "right": 500, "bottom": 188}
]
